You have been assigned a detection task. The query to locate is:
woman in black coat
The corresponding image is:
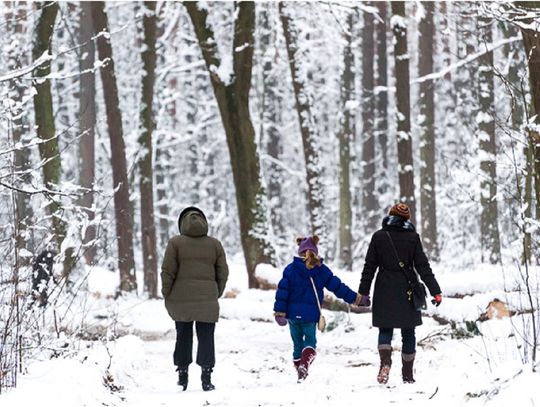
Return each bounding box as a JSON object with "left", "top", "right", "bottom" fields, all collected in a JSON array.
[{"left": 358, "top": 203, "right": 442, "bottom": 384}]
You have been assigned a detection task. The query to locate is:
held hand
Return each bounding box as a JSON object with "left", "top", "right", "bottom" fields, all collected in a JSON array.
[
  {"left": 431, "top": 294, "right": 442, "bottom": 307},
  {"left": 274, "top": 312, "right": 288, "bottom": 326},
  {"left": 355, "top": 294, "right": 371, "bottom": 307}
]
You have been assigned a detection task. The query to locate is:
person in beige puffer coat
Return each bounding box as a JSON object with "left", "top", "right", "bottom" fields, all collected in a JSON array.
[{"left": 161, "top": 207, "right": 229, "bottom": 391}]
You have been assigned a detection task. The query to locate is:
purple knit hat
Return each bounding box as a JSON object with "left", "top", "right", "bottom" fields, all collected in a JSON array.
[{"left": 297, "top": 236, "right": 319, "bottom": 256}]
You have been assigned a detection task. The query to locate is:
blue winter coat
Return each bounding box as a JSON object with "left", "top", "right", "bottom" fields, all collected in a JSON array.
[{"left": 273, "top": 257, "right": 357, "bottom": 323}]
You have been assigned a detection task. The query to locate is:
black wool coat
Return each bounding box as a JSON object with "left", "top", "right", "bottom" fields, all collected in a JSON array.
[{"left": 358, "top": 217, "right": 441, "bottom": 329}]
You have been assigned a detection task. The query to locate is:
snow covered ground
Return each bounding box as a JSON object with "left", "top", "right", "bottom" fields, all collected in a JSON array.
[{"left": 1, "top": 259, "right": 538, "bottom": 406}]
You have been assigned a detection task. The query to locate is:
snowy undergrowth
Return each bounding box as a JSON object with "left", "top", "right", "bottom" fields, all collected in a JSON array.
[{"left": 1, "top": 259, "right": 538, "bottom": 406}]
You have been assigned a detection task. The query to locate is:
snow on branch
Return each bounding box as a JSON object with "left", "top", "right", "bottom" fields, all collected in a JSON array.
[
  {"left": 413, "top": 36, "right": 521, "bottom": 85},
  {"left": 0, "top": 51, "right": 53, "bottom": 83}
]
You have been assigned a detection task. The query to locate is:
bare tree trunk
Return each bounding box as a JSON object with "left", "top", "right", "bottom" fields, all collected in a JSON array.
[
  {"left": 337, "top": 13, "right": 355, "bottom": 271},
  {"left": 375, "top": 1, "right": 389, "bottom": 186},
  {"left": 279, "top": 2, "right": 326, "bottom": 237},
  {"left": 32, "top": 2, "right": 70, "bottom": 268},
  {"left": 502, "top": 21, "right": 530, "bottom": 263},
  {"left": 418, "top": 1, "right": 439, "bottom": 260},
  {"left": 6, "top": 1, "right": 34, "bottom": 261},
  {"left": 520, "top": 6, "right": 540, "bottom": 260},
  {"left": 477, "top": 18, "right": 501, "bottom": 265},
  {"left": 79, "top": 1, "right": 97, "bottom": 265},
  {"left": 260, "top": 5, "right": 284, "bottom": 238},
  {"left": 155, "top": 11, "right": 172, "bottom": 248},
  {"left": 391, "top": 2, "right": 416, "bottom": 222},
  {"left": 91, "top": 1, "right": 137, "bottom": 292},
  {"left": 155, "top": 144, "right": 169, "bottom": 246},
  {"left": 361, "top": 7, "right": 377, "bottom": 233},
  {"left": 138, "top": 1, "right": 158, "bottom": 298},
  {"left": 185, "top": 2, "right": 275, "bottom": 288}
]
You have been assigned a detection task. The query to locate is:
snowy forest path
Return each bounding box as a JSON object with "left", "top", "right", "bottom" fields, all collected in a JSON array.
[{"left": 119, "top": 317, "right": 467, "bottom": 407}]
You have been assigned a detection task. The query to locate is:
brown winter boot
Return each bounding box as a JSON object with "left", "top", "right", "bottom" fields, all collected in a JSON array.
[
  {"left": 297, "top": 347, "right": 316, "bottom": 382},
  {"left": 402, "top": 353, "right": 416, "bottom": 383},
  {"left": 377, "top": 345, "right": 392, "bottom": 384}
]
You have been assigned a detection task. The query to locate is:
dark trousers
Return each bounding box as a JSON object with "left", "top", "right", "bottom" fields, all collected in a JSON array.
[
  {"left": 174, "top": 321, "right": 215, "bottom": 368},
  {"left": 378, "top": 327, "right": 416, "bottom": 354}
]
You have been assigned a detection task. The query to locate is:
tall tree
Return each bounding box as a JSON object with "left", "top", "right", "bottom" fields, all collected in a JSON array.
[
  {"left": 337, "top": 13, "right": 355, "bottom": 271},
  {"left": 260, "top": 5, "right": 284, "bottom": 238},
  {"left": 501, "top": 21, "right": 530, "bottom": 263},
  {"left": 391, "top": 2, "right": 416, "bottom": 222},
  {"left": 138, "top": 1, "right": 159, "bottom": 298},
  {"left": 32, "top": 2, "right": 70, "bottom": 268},
  {"left": 279, "top": 2, "right": 326, "bottom": 238},
  {"left": 375, "top": 1, "right": 389, "bottom": 187},
  {"left": 79, "top": 1, "right": 97, "bottom": 265},
  {"left": 361, "top": 7, "right": 377, "bottom": 233},
  {"left": 477, "top": 17, "right": 501, "bottom": 264},
  {"left": 184, "top": 2, "right": 275, "bottom": 288},
  {"left": 418, "top": 1, "right": 439, "bottom": 260},
  {"left": 91, "top": 1, "right": 137, "bottom": 291},
  {"left": 6, "top": 1, "right": 34, "bottom": 260},
  {"left": 519, "top": 3, "right": 540, "bottom": 260}
]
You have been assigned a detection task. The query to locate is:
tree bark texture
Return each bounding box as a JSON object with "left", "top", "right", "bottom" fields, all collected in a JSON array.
[
  {"left": 477, "top": 18, "right": 501, "bottom": 264},
  {"left": 520, "top": 7, "right": 540, "bottom": 260},
  {"left": 185, "top": 2, "right": 275, "bottom": 288},
  {"left": 260, "top": 5, "right": 284, "bottom": 237},
  {"left": 79, "top": 1, "right": 97, "bottom": 265},
  {"left": 337, "top": 13, "right": 355, "bottom": 271},
  {"left": 279, "top": 2, "right": 326, "bottom": 237},
  {"left": 502, "top": 21, "right": 530, "bottom": 263},
  {"left": 138, "top": 1, "right": 159, "bottom": 298},
  {"left": 91, "top": 1, "right": 137, "bottom": 291},
  {"left": 6, "top": 1, "right": 34, "bottom": 259},
  {"left": 375, "top": 1, "right": 389, "bottom": 181},
  {"left": 361, "top": 7, "right": 377, "bottom": 234},
  {"left": 32, "top": 2, "right": 66, "bottom": 255},
  {"left": 391, "top": 2, "right": 416, "bottom": 223},
  {"left": 418, "top": 1, "right": 439, "bottom": 261}
]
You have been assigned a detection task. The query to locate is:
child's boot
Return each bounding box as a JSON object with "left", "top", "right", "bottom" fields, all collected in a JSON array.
[
  {"left": 176, "top": 366, "right": 188, "bottom": 390},
  {"left": 293, "top": 358, "right": 301, "bottom": 380},
  {"left": 298, "top": 347, "right": 316, "bottom": 381},
  {"left": 201, "top": 366, "right": 215, "bottom": 391},
  {"left": 377, "top": 345, "right": 392, "bottom": 384},
  {"left": 402, "top": 353, "right": 416, "bottom": 383}
]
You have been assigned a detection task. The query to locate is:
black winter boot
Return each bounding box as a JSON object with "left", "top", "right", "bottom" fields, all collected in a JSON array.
[
  {"left": 201, "top": 367, "right": 215, "bottom": 391},
  {"left": 177, "top": 366, "right": 188, "bottom": 391},
  {"left": 402, "top": 353, "right": 416, "bottom": 383},
  {"left": 377, "top": 345, "right": 392, "bottom": 384}
]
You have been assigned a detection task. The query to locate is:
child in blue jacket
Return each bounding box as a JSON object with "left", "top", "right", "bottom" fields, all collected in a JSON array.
[{"left": 273, "top": 235, "right": 365, "bottom": 381}]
